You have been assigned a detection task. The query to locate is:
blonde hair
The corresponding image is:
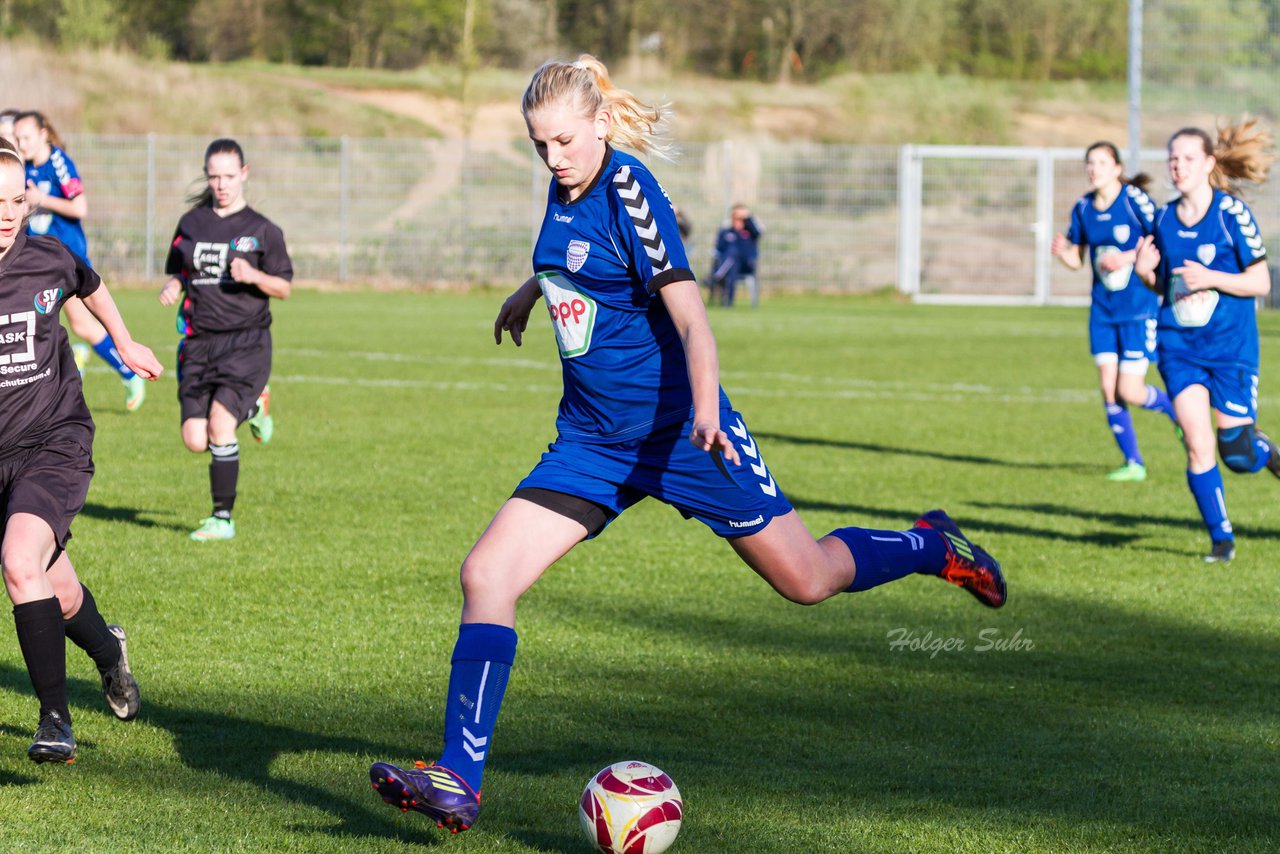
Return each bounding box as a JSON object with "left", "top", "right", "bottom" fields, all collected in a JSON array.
[
  {"left": 0, "top": 138, "right": 32, "bottom": 230},
  {"left": 0, "top": 137, "right": 21, "bottom": 167},
  {"left": 1170, "top": 118, "right": 1275, "bottom": 194},
  {"left": 521, "top": 54, "right": 674, "bottom": 160}
]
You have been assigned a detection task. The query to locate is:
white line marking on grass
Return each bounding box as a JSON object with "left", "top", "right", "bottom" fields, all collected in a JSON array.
[
  {"left": 278, "top": 347, "right": 553, "bottom": 371},
  {"left": 277, "top": 347, "right": 1086, "bottom": 401},
  {"left": 272, "top": 373, "right": 563, "bottom": 394},
  {"left": 101, "top": 348, "right": 1278, "bottom": 408},
  {"left": 268, "top": 372, "right": 1094, "bottom": 405}
]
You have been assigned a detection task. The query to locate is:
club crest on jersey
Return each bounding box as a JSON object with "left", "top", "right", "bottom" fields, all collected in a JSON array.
[
  {"left": 33, "top": 288, "right": 62, "bottom": 315},
  {"left": 1112, "top": 225, "right": 1130, "bottom": 244},
  {"left": 566, "top": 239, "right": 590, "bottom": 273},
  {"left": 232, "top": 236, "right": 259, "bottom": 253},
  {"left": 1196, "top": 244, "right": 1216, "bottom": 266}
]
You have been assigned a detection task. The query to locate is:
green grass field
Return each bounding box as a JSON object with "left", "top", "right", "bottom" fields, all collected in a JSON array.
[{"left": 1, "top": 291, "right": 1277, "bottom": 853}]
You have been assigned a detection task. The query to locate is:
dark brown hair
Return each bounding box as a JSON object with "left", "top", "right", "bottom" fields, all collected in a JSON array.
[
  {"left": 1084, "top": 141, "right": 1152, "bottom": 193},
  {"left": 14, "top": 110, "right": 65, "bottom": 150},
  {"left": 187, "top": 138, "right": 247, "bottom": 208}
]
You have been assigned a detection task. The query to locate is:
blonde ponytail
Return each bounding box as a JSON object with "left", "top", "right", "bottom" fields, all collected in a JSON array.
[
  {"left": 1212, "top": 117, "right": 1274, "bottom": 191},
  {"left": 1171, "top": 118, "right": 1275, "bottom": 195},
  {"left": 522, "top": 54, "right": 675, "bottom": 160}
]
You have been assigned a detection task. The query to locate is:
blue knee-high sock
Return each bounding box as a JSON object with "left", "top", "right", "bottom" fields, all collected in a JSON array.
[
  {"left": 1142, "top": 385, "right": 1177, "bottom": 423},
  {"left": 1187, "top": 467, "right": 1233, "bottom": 543},
  {"left": 92, "top": 336, "right": 136, "bottom": 380},
  {"left": 829, "top": 527, "right": 950, "bottom": 592},
  {"left": 1218, "top": 425, "right": 1273, "bottom": 474},
  {"left": 1105, "top": 403, "right": 1143, "bottom": 465},
  {"left": 437, "top": 623, "right": 517, "bottom": 794}
]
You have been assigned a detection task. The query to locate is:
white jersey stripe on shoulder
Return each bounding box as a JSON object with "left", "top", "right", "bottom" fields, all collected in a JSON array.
[{"left": 613, "top": 165, "right": 672, "bottom": 274}]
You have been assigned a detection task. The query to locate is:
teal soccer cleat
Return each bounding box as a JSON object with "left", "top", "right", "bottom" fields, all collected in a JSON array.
[
  {"left": 248, "top": 386, "right": 273, "bottom": 445},
  {"left": 190, "top": 516, "right": 235, "bottom": 542}
]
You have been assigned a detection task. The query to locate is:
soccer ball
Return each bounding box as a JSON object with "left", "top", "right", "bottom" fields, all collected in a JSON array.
[{"left": 578, "top": 761, "right": 683, "bottom": 854}]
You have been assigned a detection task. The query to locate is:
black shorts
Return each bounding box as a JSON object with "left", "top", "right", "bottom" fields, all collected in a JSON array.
[
  {"left": 178, "top": 328, "right": 272, "bottom": 424},
  {"left": 0, "top": 435, "right": 94, "bottom": 554}
]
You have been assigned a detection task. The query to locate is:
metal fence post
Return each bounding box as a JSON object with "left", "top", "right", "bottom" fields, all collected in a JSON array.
[
  {"left": 461, "top": 137, "right": 470, "bottom": 282},
  {"left": 1034, "top": 148, "right": 1055, "bottom": 304},
  {"left": 721, "top": 139, "right": 733, "bottom": 224},
  {"left": 1127, "top": 0, "right": 1144, "bottom": 170},
  {"left": 339, "top": 136, "right": 349, "bottom": 282},
  {"left": 896, "top": 144, "right": 921, "bottom": 297},
  {"left": 896, "top": 144, "right": 910, "bottom": 295},
  {"left": 145, "top": 133, "right": 155, "bottom": 281}
]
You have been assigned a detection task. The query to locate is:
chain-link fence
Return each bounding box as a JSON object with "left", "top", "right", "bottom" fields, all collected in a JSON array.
[
  {"left": 65, "top": 134, "right": 900, "bottom": 292},
  {"left": 899, "top": 143, "right": 1280, "bottom": 303},
  {"left": 59, "top": 133, "right": 1280, "bottom": 302},
  {"left": 1142, "top": 0, "right": 1280, "bottom": 129}
]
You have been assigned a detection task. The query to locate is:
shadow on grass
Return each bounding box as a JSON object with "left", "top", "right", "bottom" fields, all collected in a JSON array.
[
  {"left": 0, "top": 665, "right": 447, "bottom": 848},
  {"left": 0, "top": 769, "right": 38, "bottom": 787},
  {"left": 79, "top": 502, "right": 190, "bottom": 533},
  {"left": 504, "top": 583, "right": 1280, "bottom": 851},
  {"left": 969, "top": 499, "right": 1280, "bottom": 542},
  {"left": 785, "top": 495, "right": 1151, "bottom": 549},
  {"left": 754, "top": 431, "right": 1098, "bottom": 472},
  {"left": 786, "top": 494, "right": 1280, "bottom": 555}
]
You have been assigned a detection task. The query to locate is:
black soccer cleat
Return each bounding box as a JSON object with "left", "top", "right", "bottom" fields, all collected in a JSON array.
[
  {"left": 101, "top": 625, "right": 141, "bottom": 721},
  {"left": 1256, "top": 429, "right": 1280, "bottom": 479},
  {"left": 28, "top": 711, "right": 76, "bottom": 764},
  {"left": 1203, "top": 540, "right": 1235, "bottom": 564}
]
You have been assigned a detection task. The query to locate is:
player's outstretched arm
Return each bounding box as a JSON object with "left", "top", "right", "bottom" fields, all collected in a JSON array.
[
  {"left": 80, "top": 286, "right": 163, "bottom": 380},
  {"left": 1175, "top": 258, "right": 1271, "bottom": 297},
  {"left": 1134, "top": 234, "right": 1161, "bottom": 291},
  {"left": 1097, "top": 249, "right": 1137, "bottom": 272},
  {"left": 230, "top": 257, "right": 290, "bottom": 299},
  {"left": 660, "top": 279, "right": 740, "bottom": 466},
  {"left": 158, "top": 276, "right": 183, "bottom": 306},
  {"left": 1050, "top": 233, "right": 1083, "bottom": 270},
  {"left": 494, "top": 276, "right": 541, "bottom": 346},
  {"left": 25, "top": 180, "right": 88, "bottom": 221}
]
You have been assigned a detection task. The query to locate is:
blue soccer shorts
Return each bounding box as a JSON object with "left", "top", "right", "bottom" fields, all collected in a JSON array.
[
  {"left": 515, "top": 407, "right": 793, "bottom": 539},
  {"left": 1158, "top": 356, "right": 1259, "bottom": 421},
  {"left": 1090, "top": 317, "right": 1158, "bottom": 374}
]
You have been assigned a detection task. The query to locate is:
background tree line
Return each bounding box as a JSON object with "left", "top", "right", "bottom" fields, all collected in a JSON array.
[{"left": 0, "top": 0, "right": 1272, "bottom": 83}]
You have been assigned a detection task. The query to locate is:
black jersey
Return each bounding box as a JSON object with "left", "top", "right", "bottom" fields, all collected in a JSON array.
[
  {"left": 165, "top": 205, "right": 293, "bottom": 335},
  {"left": 0, "top": 233, "right": 98, "bottom": 456}
]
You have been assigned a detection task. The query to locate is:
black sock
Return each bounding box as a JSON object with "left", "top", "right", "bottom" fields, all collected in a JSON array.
[
  {"left": 63, "top": 584, "right": 121, "bottom": 675},
  {"left": 13, "top": 597, "right": 70, "bottom": 722},
  {"left": 209, "top": 442, "right": 240, "bottom": 518}
]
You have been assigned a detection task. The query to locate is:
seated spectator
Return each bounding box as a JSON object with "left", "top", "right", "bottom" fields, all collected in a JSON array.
[{"left": 711, "top": 204, "right": 762, "bottom": 307}]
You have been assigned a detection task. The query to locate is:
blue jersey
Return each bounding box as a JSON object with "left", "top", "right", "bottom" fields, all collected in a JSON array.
[
  {"left": 26, "top": 145, "right": 90, "bottom": 266},
  {"left": 532, "top": 146, "right": 726, "bottom": 443},
  {"left": 1066, "top": 184, "right": 1157, "bottom": 323},
  {"left": 1154, "top": 190, "right": 1268, "bottom": 369}
]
